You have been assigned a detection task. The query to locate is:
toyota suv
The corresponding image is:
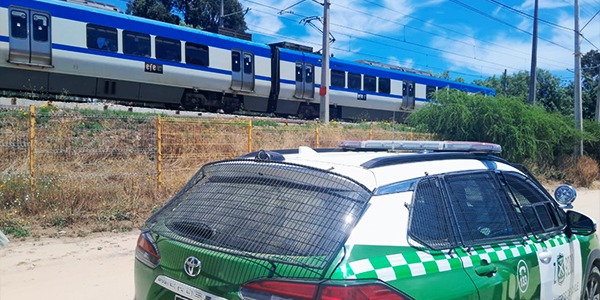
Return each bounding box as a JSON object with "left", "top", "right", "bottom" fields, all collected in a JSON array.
[{"left": 134, "top": 140, "right": 599, "bottom": 300}]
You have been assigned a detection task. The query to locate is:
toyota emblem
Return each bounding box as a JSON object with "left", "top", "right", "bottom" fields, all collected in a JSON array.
[{"left": 184, "top": 256, "right": 202, "bottom": 277}]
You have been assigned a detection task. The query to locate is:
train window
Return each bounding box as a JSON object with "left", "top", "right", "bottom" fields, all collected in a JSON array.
[
  {"left": 186, "top": 42, "right": 209, "bottom": 67},
  {"left": 348, "top": 72, "right": 361, "bottom": 90},
  {"left": 364, "top": 75, "right": 376, "bottom": 92},
  {"left": 379, "top": 78, "right": 391, "bottom": 94},
  {"left": 296, "top": 63, "right": 303, "bottom": 82},
  {"left": 305, "top": 64, "right": 314, "bottom": 84},
  {"left": 232, "top": 52, "right": 241, "bottom": 72},
  {"left": 123, "top": 31, "right": 150, "bottom": 57},
  {"left": 331, "top": 70, "right": 345, "bottom": 88},
  {"left": 156, "top": 36, "right": 181, "bottom": 62},
  {"left": 426, "top": 85, "right": 437, "bottom": 99},
  {"left": 32, "top": 14, "right": 49, "bottom": 42},
  {"left": 10, "top": 10, "right": 27, "bottom": 39},
  {"left": 243, "top": 53, "right": 253, "bottom": 74},
  {"left": 87, "top": 24, "right": 117, "bottom": 52}
]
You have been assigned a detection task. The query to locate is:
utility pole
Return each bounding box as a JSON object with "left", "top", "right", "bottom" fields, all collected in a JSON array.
[
  {"left": 528, "top": 0, "right": 539, "bottom": 105},
  {"left": 596, "top": 74, "right": 600, "bottom": 123},
  {"left": 319, "top": 0, "right": 330, "bottom": 124},
  {"left": 574, "top": 0, "right": 583, "bottom": 156},
  {"left": 219, "top": 0, "right": 224, "bottom": 28}
]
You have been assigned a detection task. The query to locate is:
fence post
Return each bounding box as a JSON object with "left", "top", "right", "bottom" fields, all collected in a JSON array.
[
  {"left": 315, "top": 125, "right": 320, "bottom": 148},
  {"left": 410, "top": 130, "right": 413, "bottom": 141},
  {"left": 28, "top": 105, "right": 35, "bottom": 197},
  {"left": 156, "top": 115, "right": 163, "bottom": 188},
  {"left": 247, "top": 119, "right": 252, "bottom": 153},
  {"left": 368, "top": 129, "right": 373, "bottom": 140}
]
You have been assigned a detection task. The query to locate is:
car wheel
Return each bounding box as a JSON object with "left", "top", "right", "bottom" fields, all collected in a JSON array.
[{"left": 584, "top": 265, "right": 600, "bottom": 300}]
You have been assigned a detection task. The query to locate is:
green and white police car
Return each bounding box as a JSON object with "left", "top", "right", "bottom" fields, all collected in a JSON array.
[{"left": 134, "top": 140, "right": 599, "bottom": 300}]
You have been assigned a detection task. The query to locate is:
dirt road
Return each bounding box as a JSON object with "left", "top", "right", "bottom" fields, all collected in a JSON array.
[{"left": 1, "top": 189, "right": 599, "bottom": 300}]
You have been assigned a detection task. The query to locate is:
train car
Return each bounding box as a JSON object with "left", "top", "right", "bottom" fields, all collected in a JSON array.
[{"left": 0, "top": 0, "right": 495, "bottom": 121}]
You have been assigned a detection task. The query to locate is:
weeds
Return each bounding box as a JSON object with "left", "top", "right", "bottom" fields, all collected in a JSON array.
[{"left": 0, "top": 102, "right": 597, "bottom": 238}]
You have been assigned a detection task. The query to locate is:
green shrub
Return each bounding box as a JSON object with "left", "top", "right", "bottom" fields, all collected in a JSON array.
[
  {"left": 407, "top": 90, "right": 581, "bottom": 165},
  {"left": 584, "top": 120, "right": 600, "bottom": 163}
]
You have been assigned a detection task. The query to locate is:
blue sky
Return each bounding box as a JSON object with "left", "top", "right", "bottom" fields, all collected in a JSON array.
[{"left": 105, "top": 0, "right": 600, "bottom": 84}]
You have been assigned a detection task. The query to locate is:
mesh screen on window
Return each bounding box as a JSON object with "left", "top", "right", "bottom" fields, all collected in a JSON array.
[
  {"left": 409, "top": 177, "right": 454, "bottom": 250},
  {"left": 446, "top": 172, "right": 524, "bottom": 245}
]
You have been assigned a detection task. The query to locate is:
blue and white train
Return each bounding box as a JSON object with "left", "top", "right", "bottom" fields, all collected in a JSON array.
[{"left": 0, "top": 0, "right": 496, "bottom": 121}]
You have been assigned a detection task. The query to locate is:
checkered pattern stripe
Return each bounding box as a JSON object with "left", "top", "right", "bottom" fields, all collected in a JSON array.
[{"left": 332, "top": 234, "right": 571, "bottom": 282}]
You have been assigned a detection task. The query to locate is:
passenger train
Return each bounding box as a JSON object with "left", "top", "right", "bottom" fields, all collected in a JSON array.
[{"left": 0, "top": 0, "right": 496, "bottom": 121}]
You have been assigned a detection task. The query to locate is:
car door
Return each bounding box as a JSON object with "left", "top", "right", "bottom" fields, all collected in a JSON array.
[
  {"left": 500, "top": 172, "right": 583, "bottom": 300},
  {"left": 444, "top": 171, "right": 542, "bottom": 300}
]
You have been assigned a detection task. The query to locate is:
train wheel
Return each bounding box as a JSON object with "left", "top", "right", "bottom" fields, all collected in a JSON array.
[
  {"left": 182, "top": 93, "right": 208, "bottom": 111},
  {"left": 297, "top": 103, "right": 318, "bottom": 120},
  {"left": 182, "top": 94, "right": 199, "bottom": 111},
  {"left": 222, "top": 96, "right": 241, "bottom": 114}
]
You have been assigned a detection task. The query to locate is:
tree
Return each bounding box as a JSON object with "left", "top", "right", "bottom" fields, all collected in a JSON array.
[
  {"left": 126, "top": 0, "right": 180, "bottom": 24},
  {"left": 173, "top": 0, "right": 247, "bottom": 31},
  {"left": 127, "top": 0, "right": 247, "bottom": 32},
  {"left": 581, "top": 50, "right": 599, "bottom": 120},
  {"left": 473, "top": 70, "right": 572, "bottom": 114}
]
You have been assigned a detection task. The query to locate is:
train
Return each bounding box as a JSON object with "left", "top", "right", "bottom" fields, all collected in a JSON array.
[{"left": 0, "top": 0, "right": 496, "bottom": 121}]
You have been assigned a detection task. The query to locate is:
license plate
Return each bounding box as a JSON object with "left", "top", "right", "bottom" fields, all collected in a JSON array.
[{"left": 155, "top": 275, "right": 226, "bottom": 300}]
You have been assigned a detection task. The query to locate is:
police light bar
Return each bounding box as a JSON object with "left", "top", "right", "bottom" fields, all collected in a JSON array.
[{"left": 338, "top": 140, "right": 502, "bottom": 154}]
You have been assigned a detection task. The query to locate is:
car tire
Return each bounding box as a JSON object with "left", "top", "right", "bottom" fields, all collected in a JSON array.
[{"left": 583, "top": 265, "right": 600, "bottom": 300}]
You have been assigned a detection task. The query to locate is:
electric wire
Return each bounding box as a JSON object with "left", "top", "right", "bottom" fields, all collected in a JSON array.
[
  {"left": 242, "top": 0, "right": 533, "bottom": 75},
  {"left": 336, "top": 2, "right": 570, "bottom": 70},
  {"left": 448, "top": 0, "right": 572, "bottom": 51},
  {"left": 486, "top": 0, "right": 574, "bottom": 32}
]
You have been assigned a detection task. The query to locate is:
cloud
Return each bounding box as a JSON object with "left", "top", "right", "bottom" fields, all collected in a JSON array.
[
  {"left": 240, "top": 0, "right": 594, "bottom": 81},
  {"left": 518, "top": 0, "right": 572, "bottom": 11},
  {"left": 429, "top": 31, "right": 574, "bottom": 78}
]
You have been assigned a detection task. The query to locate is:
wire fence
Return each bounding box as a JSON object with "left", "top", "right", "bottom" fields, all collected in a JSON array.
[{"left": 0, "top": 105, "right": 431, "bottom": 213}]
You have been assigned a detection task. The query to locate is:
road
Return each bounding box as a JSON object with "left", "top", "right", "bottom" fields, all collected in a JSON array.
[{"left": 0, "top": 189, "right": 599, "bottom": 300}]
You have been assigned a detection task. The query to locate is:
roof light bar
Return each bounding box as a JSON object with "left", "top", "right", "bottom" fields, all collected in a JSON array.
[{"left": 338, "top": 140, "right": 502, "bottom": 154}]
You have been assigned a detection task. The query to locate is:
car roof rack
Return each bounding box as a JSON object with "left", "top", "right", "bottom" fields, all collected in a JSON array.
[
  {"left": 338, "top": 140, "right": 502, "bottom": 154},
  {"left": 360, "top": 152, "right": 508, "bottom": 169}
]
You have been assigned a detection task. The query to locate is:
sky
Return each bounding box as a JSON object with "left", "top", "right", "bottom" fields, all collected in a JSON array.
[{"left": 104, "top": 0, "right": 600, "bottom": 84}]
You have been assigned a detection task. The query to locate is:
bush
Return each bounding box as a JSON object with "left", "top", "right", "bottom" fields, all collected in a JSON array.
[
  {"left": 560, "top": 155, "right": 599, "bottom": 188},
  {"left": 407, "top": 90, "right": 582, "bottom": 165},
  {"left": 584, "top": 120, "right": 600, "bottom": 163}
]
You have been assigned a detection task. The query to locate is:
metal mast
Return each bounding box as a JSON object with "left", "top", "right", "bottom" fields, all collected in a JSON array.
[
  {"left": 319, "top": 0, "right": 330, "bottom": 123},
  {"left": 528, "top": 0, "right": 539, "bottom": 105},
  {"left": 574, "top": 0, "right": 583, "bottom": 156}
]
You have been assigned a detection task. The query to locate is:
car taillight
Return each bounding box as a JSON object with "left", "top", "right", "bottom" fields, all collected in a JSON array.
[
  {"left": 320, "top": 284, "right": 407, "bottom": 300},
  {"left": 240, "top": 280, "right": 411, "bottom": 300},
  {"left": 240, "top": 281, "right": 318, "bottom": 300},
  {"left": 135, "top": 232, "right": 160, "bottom": 269}
]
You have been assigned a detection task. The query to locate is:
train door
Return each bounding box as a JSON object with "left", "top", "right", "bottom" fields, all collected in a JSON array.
[
  {"left": 231, "top": 50, "right": 255, "bottom": 92},
  {"left": 294, "top": 62, "right": 314, "bottom": 99},
  {"left": 401, "top": 80, "right": 415, "bottom": 110},
  {"left": 8, "top": 7, "right": 52, "bottom": 66}
]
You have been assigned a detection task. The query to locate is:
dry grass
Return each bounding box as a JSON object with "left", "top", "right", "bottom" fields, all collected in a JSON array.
[
  {"left": 3, "top": 107, "right": 596, "bottom": 239},
  {"left": 560, "top": 155, "right": 600, "bottom": 188},
  {"left": 0, "top": 109, "right": 429, "bottom": 238}
]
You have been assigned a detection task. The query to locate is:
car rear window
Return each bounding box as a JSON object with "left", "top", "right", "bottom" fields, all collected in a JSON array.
[{"left": 145, "top": 160, "right": 372, "bottom": 269}]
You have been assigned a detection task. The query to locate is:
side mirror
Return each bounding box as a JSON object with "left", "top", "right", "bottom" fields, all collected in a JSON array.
[
  {"left": 554, "top": 185, "right": 577, "bottom": 207},
  {"left": 565, "top": 210, "right": 596, "bottom": 237}
]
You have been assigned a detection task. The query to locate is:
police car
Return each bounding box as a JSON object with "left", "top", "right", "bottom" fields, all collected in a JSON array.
[{"left": 134, "top": 140, "right": 600, "bottom": 300}]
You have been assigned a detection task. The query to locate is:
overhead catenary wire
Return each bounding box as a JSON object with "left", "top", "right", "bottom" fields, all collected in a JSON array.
[
  {"left": 486, "top": 0, "right": 574, "bottom": 32},
  {"left": 242, "top": 0, "right": 534, "bottom": 77},
  {"left": 448, "top": 0, "right": 572, "bottom": 51},
  {"left": 336, "top": 2, "right": 570, "bottom": 70},
  {"left": 358, "top": 0, "right": 570, "bottom": 68},
  {"left": 486, "top": 0, "right": 598, "bottom": 50}
]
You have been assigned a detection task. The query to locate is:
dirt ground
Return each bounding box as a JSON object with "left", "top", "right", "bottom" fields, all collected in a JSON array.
[{"left": 1, "top": 189, "right": 599, "bottom": 300}]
